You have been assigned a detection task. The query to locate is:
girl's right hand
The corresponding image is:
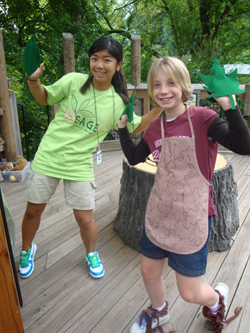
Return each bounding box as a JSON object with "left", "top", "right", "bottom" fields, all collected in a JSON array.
[
  {"left": 28, "top": 63, "right": 45, "bottom": 81},
  {"left": 118, "top": 114, "right": 129, "bottom": 128},
  {"left": 214, "top": 94, "right": 237, "bottom": 110}
]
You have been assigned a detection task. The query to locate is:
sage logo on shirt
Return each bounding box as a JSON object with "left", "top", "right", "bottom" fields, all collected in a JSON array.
[{"left": 70, "top": 95, "right": 98, "bottom": 133}]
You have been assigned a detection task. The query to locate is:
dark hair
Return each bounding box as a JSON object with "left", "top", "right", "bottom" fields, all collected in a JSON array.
[{"left": 80, "top": 37, "right": 129, "bottom": 104}]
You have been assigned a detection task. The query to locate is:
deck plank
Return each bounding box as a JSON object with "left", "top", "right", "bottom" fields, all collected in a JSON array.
[{"left": 1, "top": 150, "right": 250, "bottom": 333}]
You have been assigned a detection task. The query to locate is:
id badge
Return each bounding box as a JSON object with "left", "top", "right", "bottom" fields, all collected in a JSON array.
[
  {"left": 64, "top": 109, "right": 75, "bottom": 123},
  {"left": 97, "top": 150, "right": 102, "bottom": 166}
]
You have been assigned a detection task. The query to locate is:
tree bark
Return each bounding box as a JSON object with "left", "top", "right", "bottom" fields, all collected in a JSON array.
[{"left": 0, "top": 30, "right": 16, "bottom": 161}]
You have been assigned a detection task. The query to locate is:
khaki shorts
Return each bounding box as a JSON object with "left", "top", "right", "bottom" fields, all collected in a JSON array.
[{"left": 26, "top": 169, "right": 97, "bottom": 210}]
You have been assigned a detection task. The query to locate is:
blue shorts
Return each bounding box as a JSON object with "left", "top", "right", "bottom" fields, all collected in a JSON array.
[{"left": 140, "top": 217, "right": 211, "bottom": 278}]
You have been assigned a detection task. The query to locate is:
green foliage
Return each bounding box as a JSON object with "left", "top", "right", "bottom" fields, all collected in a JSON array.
[
  {"left": 117, "top": 0, "right": 250, "bottom": 84},
  {"left": 1, "top": 0, "right": 105, "bottom": 159}
]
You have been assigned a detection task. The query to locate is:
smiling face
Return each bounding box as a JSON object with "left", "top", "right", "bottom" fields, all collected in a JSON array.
[
  {"left": 90, "top": 49, "right": 122, "bottom": 91},
  {"left": 153, "top": 70, "right": 186, "bottom": 119}
]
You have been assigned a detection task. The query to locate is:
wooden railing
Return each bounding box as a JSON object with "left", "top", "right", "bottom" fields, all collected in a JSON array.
[
  {"left": 128, "top": 83, "right": 247, "bottom": 114},
  {"left": 100, "top": 83, "right": 250, "bottom": 151}
]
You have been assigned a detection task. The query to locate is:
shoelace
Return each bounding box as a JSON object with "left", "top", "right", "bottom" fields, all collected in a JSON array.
[
  {"left": 137, "top": 303, "right": 175, "bottom": 333},
  {"left": 20, "top": 250, "right": 30, "bottom": 266},
  {"left": 85, "top": 254, "right": 100, "bottom": 268},
  {"left": 137, "top": 312, "right": 157, "bottom": 328},
  {"left": 203, "top": 290, "right": 242, "bottom": 333},
  {"left": 210, "top": 313, "right": 229, "bottom": 330}
]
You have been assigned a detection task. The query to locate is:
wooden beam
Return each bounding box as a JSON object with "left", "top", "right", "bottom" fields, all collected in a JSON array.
[
  {"left": 0, "top": 30, "right": 16, "bottom": 161},
  {"left": 0, "top": 211, "right": 24, "bottom": 332},
  {"left": 62, "top": 33, "right": 75, "bottom": 74},
  {"left": 131, "top": 35, "right": 141, "bottom": 86},
  {"left": 100, "top": 140, "right": 121, "bottom": 150},
  {"left": 51, "top": 33, "right": 75, "bottom": 120}
]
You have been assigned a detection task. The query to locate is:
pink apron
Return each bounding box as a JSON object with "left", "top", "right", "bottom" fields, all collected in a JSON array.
[{"left": 145, "top": 110, "right": 210, "bottom": 255}]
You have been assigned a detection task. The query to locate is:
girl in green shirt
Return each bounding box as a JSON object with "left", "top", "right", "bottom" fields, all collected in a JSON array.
[{"left": 19, "top": 37, "right": 162, "bottom": 280}]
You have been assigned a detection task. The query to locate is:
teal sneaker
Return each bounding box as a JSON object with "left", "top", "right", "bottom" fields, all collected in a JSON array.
[
  {"left": 19, "top": 242, "right": 37, "bottom": 278},
  {"left": 85, "top": 251, "right": 104, "bottom": 278}
]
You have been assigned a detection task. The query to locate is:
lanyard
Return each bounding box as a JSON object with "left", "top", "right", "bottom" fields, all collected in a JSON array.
[{"left": 93, "top": 84, "right": 115, "bottom": 165}]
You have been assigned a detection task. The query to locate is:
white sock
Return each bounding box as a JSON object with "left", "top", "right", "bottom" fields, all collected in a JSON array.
[
  {"left": 208, "top": 295, "right": 220, "bottom": 312},
  {"left": 153, "top": 302, "right": 166, "bottom": 312}
]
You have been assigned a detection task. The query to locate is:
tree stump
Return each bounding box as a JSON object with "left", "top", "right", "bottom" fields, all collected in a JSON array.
[{"left": 114, "top": 154, "right": 239, "bottom": 252}]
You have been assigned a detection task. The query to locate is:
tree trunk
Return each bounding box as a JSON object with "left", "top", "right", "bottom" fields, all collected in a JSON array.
[
  {"left": 0, "top": 30, "right": 16, "bottom": 161},
  {"left": 114, "top": 156, "right": 239, "bottom": 253}
]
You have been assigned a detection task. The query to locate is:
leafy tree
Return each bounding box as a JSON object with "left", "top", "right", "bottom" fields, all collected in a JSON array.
[
  {"left": 1, "top": 0, "right": 105, "bottom": 159},
  {"left": 92, "top": 0, "right": 250, "bottom": 82}
]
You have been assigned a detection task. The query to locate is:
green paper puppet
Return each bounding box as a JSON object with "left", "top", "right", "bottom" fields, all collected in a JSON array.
[
  {"left": 23, "top": 36, "right": 41, "bottom": 77},
  {"left": 120, "top": 87, "right": 136, "bottom": 129},
  {"left": 198, "top": 58, "right": 245, "bottom": 110}
]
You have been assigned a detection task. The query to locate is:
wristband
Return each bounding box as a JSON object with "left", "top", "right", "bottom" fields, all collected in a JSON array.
[{"left": 28, "top": 78, "right": 40, "bottom": 87}]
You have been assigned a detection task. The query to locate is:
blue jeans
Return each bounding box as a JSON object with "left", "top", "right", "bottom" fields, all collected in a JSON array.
[{"left": 140, "top": 217, "right": 211, "bottom": 277}]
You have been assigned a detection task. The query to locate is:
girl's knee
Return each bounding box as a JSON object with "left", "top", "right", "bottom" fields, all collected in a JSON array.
[
  {"left": 25, "top": 204, "right": 45, "bottom": 219},
  {"left": 141, "top": 263, "right": 159, "bottom": 280},
  {"left": 76, "top": 215, "right": 95, "bottom": 230},
  {"left": 179, "top": 289, "right": 196, "bottom": 303},
  {"left": 74, "top": 210, "right": 94, "bottom": 229}
]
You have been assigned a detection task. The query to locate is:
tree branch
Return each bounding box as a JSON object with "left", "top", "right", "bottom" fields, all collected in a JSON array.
[
  {"left": 160, "top": 0, "right": 181, "bottom": 56},
  {"left": 212, "top": 0, "right": 238, "bottom": 41},
  {"left": 107, "top": 30, "right": 162, "bottom": 58},
  {"left": 112, "top": 0, "right": 141, "bottom": 14},
  {"left": 91, "top": 1, "right": 113, "bottom": 30}
]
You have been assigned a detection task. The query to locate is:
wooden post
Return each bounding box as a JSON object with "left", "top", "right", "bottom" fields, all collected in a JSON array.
[
  {"left": 0, "top": 209, "right": 24, "bottom": 332},
  {"left": 52, "top": 33, "right": 75, "bottom": 118},
  {"left": 130, "top": 35, "right": 143, "bottom": 143},
  {"left": 243, "top": 84, "right": 250, "bottom": 130},
  {"left": 62, "top": 33, "right": 75, "bottom": 75},
  {"left": 0, "top": 30, "right": 16, "bottom": 161},
  {"left": 9, "top": 93, "right": 23, "bottom": 156},
  {"left": 131, "top": 35, "right": 141, "bottom": 86}
]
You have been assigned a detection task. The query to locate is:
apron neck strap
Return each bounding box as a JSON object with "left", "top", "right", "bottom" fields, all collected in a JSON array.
[{"left": 160, "top": 106, "right": 194, "bottom": 140}]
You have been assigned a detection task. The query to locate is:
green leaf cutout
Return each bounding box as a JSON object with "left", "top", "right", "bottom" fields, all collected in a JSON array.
[
  {"left": 23, "top": 36, "right": 41, "bottom": 76},
  {"left": 120, "top": 87, "right": 136, "bottom": 128},
  {"left": 198, "top": 58, "right": 245, "bottom": 110}
]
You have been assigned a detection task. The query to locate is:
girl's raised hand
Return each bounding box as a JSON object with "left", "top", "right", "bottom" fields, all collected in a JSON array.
[
  {"left": 118, "top": 114, "right": 129, "bottom": 128},
  {"left": 28, "top": 63, "right": 45, "bottom": 81},
  {"left": 214, "top": 94, "right": 237, "bottom": 110}
]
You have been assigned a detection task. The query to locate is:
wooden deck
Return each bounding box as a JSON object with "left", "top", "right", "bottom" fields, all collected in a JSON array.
[{"left": 1, "top": 149, "right": 250, "bottom": 333}]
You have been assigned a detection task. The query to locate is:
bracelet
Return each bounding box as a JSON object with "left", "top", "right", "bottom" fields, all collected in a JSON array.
[
  {"left": 28, "top": 78, "right": 39, "bottom": 81},
  {"left": 28, "top": 78, "right": 40, "bottom": 87}
]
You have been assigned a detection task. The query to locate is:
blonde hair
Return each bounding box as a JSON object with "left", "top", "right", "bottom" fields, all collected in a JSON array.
[{"left": 147, "top": 56, "right": 193, "bottom": 105}]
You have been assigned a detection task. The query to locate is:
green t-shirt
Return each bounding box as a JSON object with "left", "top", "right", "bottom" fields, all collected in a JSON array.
[{"left": 32, "top": 73, "right": 141, "bottom": 181}]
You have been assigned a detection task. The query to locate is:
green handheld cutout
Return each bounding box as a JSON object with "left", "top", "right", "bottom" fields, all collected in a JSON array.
[
  {"left": 120, "top": 86, "right": 136, "bottom": 123},
  {"left": 198, "top": 58, "right": 245, "bottom": 110},
  {"left": 23, "top": 36, "right": 41, "bottom": 77}
]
